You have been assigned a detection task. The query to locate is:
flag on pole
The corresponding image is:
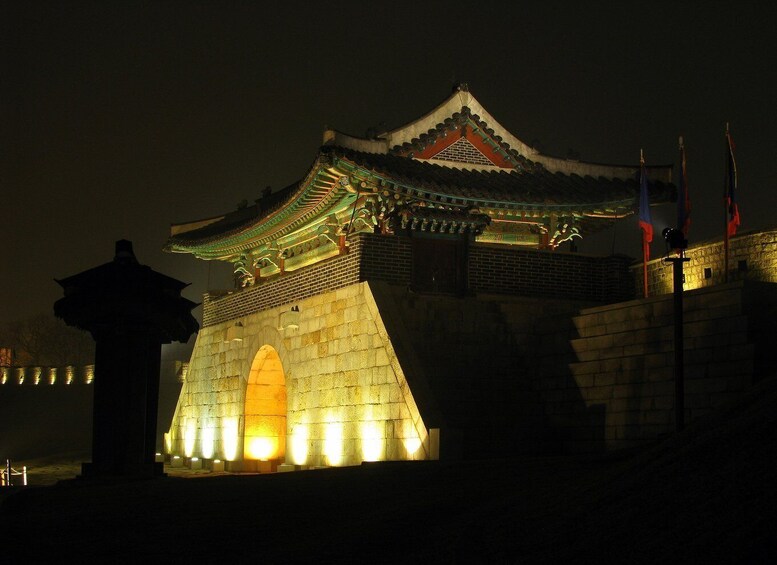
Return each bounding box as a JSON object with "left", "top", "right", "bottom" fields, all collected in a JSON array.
[
  {"left": 725, "top": 128, "right": 740, "bottom": 237},
  {"left": 678, "top": 137, "right": 691, "bottom": 238},
  {"left": 639, "top": 150, "right": 652, "bottom": 296},
  {"left": 639, "top": 151, "right": 653, "bottom": 252}
]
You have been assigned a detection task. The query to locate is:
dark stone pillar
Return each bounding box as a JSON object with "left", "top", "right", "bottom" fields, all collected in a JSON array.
[{"left": 54, "top": 240, "right": 198, "bottom": 478}]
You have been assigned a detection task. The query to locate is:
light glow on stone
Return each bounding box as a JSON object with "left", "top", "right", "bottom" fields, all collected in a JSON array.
[
  {"left": 361, "top": 421, "right": 384, "bottom": 462},
  {"left": 85, "top": 365, "right": 95, "bottom": 384},
  {"left": 324, "top": 422, "right": 344, "bottom": 466},
  {"left": 290, "top": 424, "right": 309, "bottom": 465},
  {"left": 247, "top": 437, "right": 275, "bottom": 461},
  {"left": 222, "top": 417, "right": 239, "bottom": 461},
  {"left": 184, "top": 419, "right": 197, "bottom": 458},
  {"left": 403, "top": 436, "right": 422, "bottom": 457},
  {"left": 65, "top": 366, "right": 74, "bottom": 385},
  {"left": 164, "top": 432, "right": 172, "bottom": 454},
  {"left": 48, "top": 368, "right": 56, "bottom": 385},
  {"left": 201, "top": 426, "right": 215, "bottom": 459}
]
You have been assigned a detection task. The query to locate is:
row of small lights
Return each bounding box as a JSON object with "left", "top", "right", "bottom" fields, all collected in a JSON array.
[
  {"left": 165, "top": 455, "right": 227, "bottom": 472},
  {"left": 0, "top": 365, "right": 94, "bottom": 385},
  {"left": 175, "top": 418, "right": 423, "bottom": 468}
]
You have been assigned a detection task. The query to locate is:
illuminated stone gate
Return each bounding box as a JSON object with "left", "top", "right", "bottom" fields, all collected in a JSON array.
[
  {"left": 168, "top": 281, "right": 432, "bottom": 468},
  {"left": 165, "top": 85, "right": 680, "bottom": 467}
]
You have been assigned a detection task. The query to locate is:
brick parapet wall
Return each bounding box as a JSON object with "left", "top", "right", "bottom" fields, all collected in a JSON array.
[
  {"left": 355, "top": 234, "right": 413, "bottom": 285},
  {"left": 469, "top": 243, "right": 634, "bottom": 303},
  {"left": 202, "top": 248, "right": 362, "bottom": 327},
  {"left": 203, "top": 233, "right": 637, "bottom": 327},
  {"left": 635, "top": 228, "right": 777, "bottom": 297}
]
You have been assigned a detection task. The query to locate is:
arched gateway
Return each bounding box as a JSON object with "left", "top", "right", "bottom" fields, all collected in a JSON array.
[{"left": 243, "top": 345, "right": 287, "bottom": 466}]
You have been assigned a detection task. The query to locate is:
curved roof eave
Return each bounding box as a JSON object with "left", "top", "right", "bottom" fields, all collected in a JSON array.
[
  {"left": 165, "top": 157, "right": 351, "bottom": 258},
  {"left": 165, "top": 140, "right": 675, "bottom": 259},
  {"left": 327, "top": 146, "right": 674, "bottom": 211}
]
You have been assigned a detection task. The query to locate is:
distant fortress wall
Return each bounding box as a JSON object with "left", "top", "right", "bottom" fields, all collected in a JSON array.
[
  {"left": 0, "top": 366, "right": 94, "bottom": 458},
  {"left": 0, "top": 363, "right": 183, "bottom": 458},
  {"left": 0, "top": 364, "right": 94, "bottom": 386}
]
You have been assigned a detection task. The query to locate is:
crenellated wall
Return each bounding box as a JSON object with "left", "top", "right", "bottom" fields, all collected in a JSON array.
[{"left": 635, "top": 228, "right": 777, "bottom": 297}]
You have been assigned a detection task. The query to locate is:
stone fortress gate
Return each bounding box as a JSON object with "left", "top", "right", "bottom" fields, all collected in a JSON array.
[{"left": 164, "top": 85, "right": 777, "bottom": 470}]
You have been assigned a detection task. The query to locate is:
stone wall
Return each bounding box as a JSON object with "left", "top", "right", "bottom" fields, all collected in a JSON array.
[
  {"left": 172, "top": 277, "right": 777, "bottom": 463},
  {"left": 180, "top": 230, "right": 777, "bottom": 465},
  {"left": 636, "top": 228, "right": 777, "bottom": 297},
  {"left": 369, "top": 285, "right": 588, "bottom": 459},
  {"left": 530, "top": 281, "right": 777, "bottom": 452},
  {"left": 169, "top": 282, "right": 431, "bottom": 468}
]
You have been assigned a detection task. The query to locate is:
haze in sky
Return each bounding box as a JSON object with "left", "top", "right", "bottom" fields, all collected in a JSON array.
[{"left": 3, "top": 2, "right": 776, "bottom": 335}]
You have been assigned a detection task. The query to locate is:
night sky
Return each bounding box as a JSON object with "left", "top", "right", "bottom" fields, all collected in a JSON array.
[{"left": 3, "top": 1, "right": 776, "bottom": 346}]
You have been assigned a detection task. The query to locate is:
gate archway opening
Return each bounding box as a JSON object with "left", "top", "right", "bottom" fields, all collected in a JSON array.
[{"left": 244, "top": 345, "right": 287, "bottom": 463}]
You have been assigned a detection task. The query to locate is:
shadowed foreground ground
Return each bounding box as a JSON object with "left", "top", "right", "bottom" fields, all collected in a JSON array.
[{"left": 2, "top": 377, "right": 777, "bottom": 563}]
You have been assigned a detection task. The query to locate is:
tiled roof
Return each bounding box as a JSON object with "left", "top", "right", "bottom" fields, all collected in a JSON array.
[
  {"left": 326, "top": 145, "right": 674, "bottom": 209},
  {"left": 167, "top": 143, "right": 674, "bottom": 253},
  {"left": 165, "top": 181, "right": 298, "bottom": 247},
  {"left": 166, "top": 86, "right": 676, "bottom": 259}
]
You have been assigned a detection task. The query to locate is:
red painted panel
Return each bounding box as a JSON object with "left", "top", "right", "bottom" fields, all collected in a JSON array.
[{"left": 402, "top": 125, "right": 514, "bottom": 169}]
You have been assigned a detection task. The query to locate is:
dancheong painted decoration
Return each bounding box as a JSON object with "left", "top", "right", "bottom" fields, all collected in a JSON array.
[{"left": 166, "top": 84, "right": 674, "bottom": 288}]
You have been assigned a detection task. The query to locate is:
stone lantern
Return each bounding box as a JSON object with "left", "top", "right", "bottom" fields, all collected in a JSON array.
[{"left": 54, "top": 240, "right": 199, "bottom": 477}]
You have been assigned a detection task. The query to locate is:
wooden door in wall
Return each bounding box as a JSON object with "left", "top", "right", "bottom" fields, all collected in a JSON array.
[{"left": 411, "top": 236, "right": 467, "bottom": 294}]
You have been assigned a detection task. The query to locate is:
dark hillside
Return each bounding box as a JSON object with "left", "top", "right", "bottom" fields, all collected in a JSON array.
[{"left": 2, "top": 376, "right": 775, "bottom": 562}]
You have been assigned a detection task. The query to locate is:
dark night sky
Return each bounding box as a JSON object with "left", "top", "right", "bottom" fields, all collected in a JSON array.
[{"left": 3, "top": 1, "right": 776, "bottom": 347}]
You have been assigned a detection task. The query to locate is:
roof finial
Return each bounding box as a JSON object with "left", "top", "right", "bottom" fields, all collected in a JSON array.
[{"left": 114, "top": 239, "right": 137, "bottom": 264}]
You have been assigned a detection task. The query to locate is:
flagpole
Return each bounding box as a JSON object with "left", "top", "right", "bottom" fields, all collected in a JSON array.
[
  {"left": 668, "top": 136, "right": 690, "bottom": 432},
  {"left": 723, "top": 123, "right": 730, "bottom": 283},
  {"left": 643, "top": 235, "right": 649, "bottom": 297},
  {"left": 678, "top": 135, "right": 684, "bottom": 234},
  {"left": 641, "top": 149, "right": 649, "bottom": 298},
  {"left": 678, "top": 135, "right": 690, "bottom": 239}
]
